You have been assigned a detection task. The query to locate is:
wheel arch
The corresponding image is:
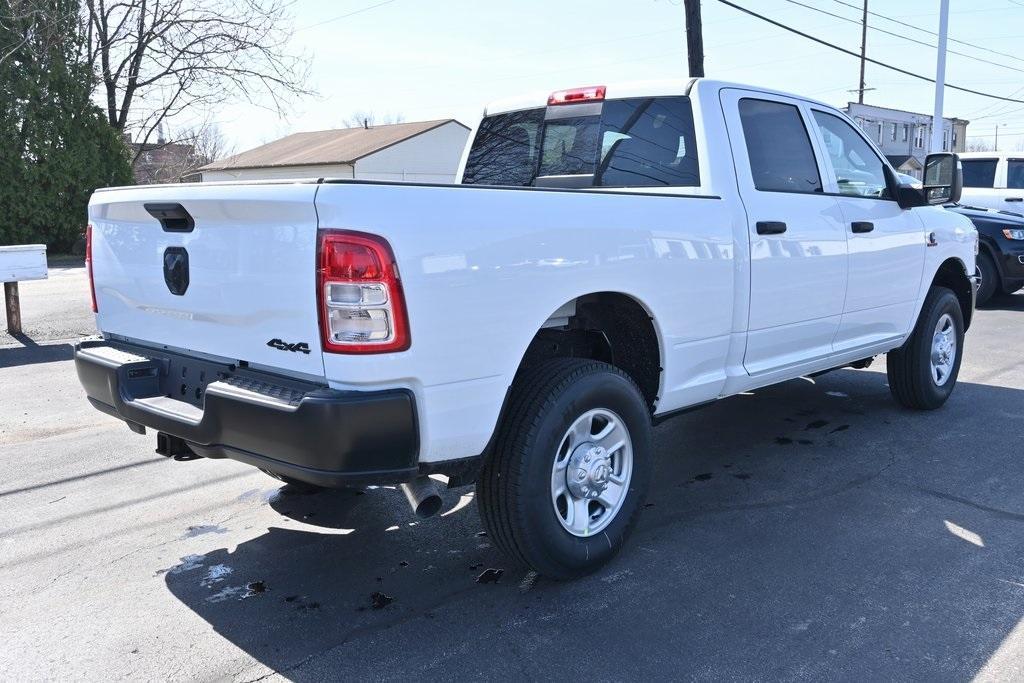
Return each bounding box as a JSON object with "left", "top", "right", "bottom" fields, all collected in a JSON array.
[
  {"left": 928, "top": 256, "right": 975, "bottom": 330},
  {"left": 451, "top": 290, "right": 663, "bottom": 487},
  {"left": 978, "top": 239, "right": 1004, "bottom": 280},
  {"left": 515, "top": 291, "right": 664, "bottom": 411}
]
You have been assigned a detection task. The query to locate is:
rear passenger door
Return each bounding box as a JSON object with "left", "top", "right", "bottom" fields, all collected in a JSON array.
[
  {"left": 807, "top": 108, "right": 925, "bottom": 350},
  {"left": 720, "top": 89, "right": 848, "bottom": 375}
]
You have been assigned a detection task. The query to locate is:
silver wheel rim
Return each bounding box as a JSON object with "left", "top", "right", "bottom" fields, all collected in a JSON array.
[
  {"left": 930, "top": 312, "right": 957, "bottom": 386},
  {"left": 550, "top": 408, "right": 633, "bottom": 537}
]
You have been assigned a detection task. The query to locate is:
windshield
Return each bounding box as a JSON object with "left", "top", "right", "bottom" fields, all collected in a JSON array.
[{"left": 462, "top": 96, "right": 700, "bottom": 188}]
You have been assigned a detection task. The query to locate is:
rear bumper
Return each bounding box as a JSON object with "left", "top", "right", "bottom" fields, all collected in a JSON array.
[{"left": 74, "top": 339, "right": 419, "bottom": 486}]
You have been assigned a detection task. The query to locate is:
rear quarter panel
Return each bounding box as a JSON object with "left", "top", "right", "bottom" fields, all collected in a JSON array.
[{"left": 314, "top": 182, "right": 738, "bottom": 462}]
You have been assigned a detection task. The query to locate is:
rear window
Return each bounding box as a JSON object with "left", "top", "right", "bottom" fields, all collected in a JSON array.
[
  {"left": 961, "top": 159, "right": 998, "bottom": 188},
  {"left": 462, "top": 96, "right": 700, "bottom": 188},
  {"left": 1008, "top": 159, "right": 1024, "bottom": 189}
]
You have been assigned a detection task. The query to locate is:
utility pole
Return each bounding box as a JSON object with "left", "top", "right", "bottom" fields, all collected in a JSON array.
[
  {"left": 684, "top": 0, "right": 705, "bottom": 78},
  {"left": 857, "top": 0, "right": 868, "bottom": 103},
  {"left": 930, "top": 0, "right": 950, "bottom": 153},
  {"left": 995, "top": 124, "right": 1002, "bottom": 151}
]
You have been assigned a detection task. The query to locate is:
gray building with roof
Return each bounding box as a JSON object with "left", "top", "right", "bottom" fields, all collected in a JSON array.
[
  {"left": 843, "top": 102, "right": 968, "bottom": 179},
  {"left": 198, "top": 119, "right": 470, "bottom": 183}
]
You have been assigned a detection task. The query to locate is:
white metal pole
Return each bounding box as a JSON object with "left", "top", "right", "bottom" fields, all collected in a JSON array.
[{"left": 930, "top": 0, "right": 950, "bottom": 153}]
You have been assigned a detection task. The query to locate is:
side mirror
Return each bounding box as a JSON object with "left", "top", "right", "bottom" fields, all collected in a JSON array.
[
  {"left": 923, "top": 152, "right": 962, "bottom": 205},
  {"left": 888, "top": 166, "right": 927, "bottom": 209}
]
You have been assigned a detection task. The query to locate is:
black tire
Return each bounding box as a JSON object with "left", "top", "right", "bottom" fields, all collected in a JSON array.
[
  {"left": 476, "top": 358, "right": 653, "bottom": 580},
  {"left": 887, "top": 286, "right": 964, "bottom": 410},
  {"left": 976, "top": 251, "right": 998, "bottom": 306}
]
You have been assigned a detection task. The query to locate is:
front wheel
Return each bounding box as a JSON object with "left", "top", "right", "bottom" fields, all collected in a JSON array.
[
  {"left": 476, "top": 359, "right": 653, "bottom": 579},
  {"left": 886, "top": 286, "right": 964, "bottom": 410}
]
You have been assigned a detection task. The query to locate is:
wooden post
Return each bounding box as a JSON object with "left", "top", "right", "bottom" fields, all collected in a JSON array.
[
  {"left": 684, "top": 0, "right": 705, "bottom": 78},
  {"left": 4, "top": 281, "right": 20, "bottom": 335}
]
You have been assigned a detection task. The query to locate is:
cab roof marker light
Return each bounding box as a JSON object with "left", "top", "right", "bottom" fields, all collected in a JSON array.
[{"left": 548, "top": 85, "right": 606, "bottom": 106}]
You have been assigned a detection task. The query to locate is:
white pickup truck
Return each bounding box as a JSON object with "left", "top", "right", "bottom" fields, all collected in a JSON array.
[
  {"left": 958, "top": 152, "right": 1024, "bottom": 214},
  {"left": 77, "top": 79, "right": 978, "bottom": 578}
]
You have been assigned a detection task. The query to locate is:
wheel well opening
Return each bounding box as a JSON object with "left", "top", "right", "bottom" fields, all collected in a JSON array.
[
  {"left": 518, "top": 293, "right": 661, "bottom": 411},
  {"left": 931, "top": 257, "right": 974, "bottom": 330}
]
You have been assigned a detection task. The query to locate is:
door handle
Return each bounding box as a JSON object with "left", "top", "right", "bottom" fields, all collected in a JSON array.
[
  {"left": 851, "top": 221, "right": 874, "bottom": 233},
  {"left": 1006, "top": 197, "right": 1023, "bottom": 202},
  {"left": 755, "top": 221, "right": 787, "bottom": 235},
  {"left": 145, "top": 203, "right": 195, "bottom": 232}
]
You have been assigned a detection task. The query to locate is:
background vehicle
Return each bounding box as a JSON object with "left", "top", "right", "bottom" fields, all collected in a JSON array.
[
  {"left": 957, "top": 152, "right": 1024, "bottom": 214},
  {"left": 76, "top": 79, "right": 977, "bottom": 578},
  {"left": 946, "top": 203, "right": 1024, "bottom": 305}
]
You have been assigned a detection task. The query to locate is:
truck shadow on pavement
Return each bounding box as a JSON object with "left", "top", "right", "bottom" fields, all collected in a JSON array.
[{"left": 163, "top": 370, "right": 1024, "bottom": 680}]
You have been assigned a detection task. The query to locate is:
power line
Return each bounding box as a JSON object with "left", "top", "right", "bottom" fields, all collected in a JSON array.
[
  {"left": 714, "top": 0, "right": 1024, "bottom": 105},
  {"left": 831, "top": 0, "right": 1024, "bottom": 65},
  {"left": 780, "top": 0, "right": 1024, "bottom": 74},
  {"left": 298, "top": 0, "right": 398, "bottom": 31}
]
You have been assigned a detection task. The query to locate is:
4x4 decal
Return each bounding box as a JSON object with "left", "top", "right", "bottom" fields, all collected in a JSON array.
[{"left": 266, "top": 338, "right": 311, "bottom": 354}]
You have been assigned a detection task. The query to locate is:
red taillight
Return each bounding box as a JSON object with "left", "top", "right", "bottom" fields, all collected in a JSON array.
[
  {"left": 317, "top": 230, "right": 409, "bottom": 354},
  {"left": 85, "top": 224, "right": 97, "bottom": 313},
  {"left": 548, "top": 85, "right": 606, "bottom": 106}
]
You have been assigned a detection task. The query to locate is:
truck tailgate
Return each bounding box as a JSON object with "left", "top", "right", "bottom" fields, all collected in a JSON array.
[{"left": 88, "top": 182, "right": 325, "bottom": 377}]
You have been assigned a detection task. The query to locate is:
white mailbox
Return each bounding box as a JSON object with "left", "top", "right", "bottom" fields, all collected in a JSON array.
[{"left": 0, "top": 244, "right": 48, "bottom": 283}]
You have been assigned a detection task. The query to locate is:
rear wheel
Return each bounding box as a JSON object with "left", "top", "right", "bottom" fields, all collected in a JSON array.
[
  {"left": 887, "top": 287, "right": 964, "bottom": 410},
  {"left": 477, "top": 358, "right": 652, "bottom": 579},
  {"left": 976, "top": 251, "right": 998, "bottom": 306}
]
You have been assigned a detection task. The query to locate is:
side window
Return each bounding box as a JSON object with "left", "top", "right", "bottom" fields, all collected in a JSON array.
[
  {"left": 812, "top": 111, "right": 889, "bottom": 199},
  {"left": 596, "top": 97, "right": 700, "bottom": 187},
  {"left": 960, "top": 159, "right": 998, "bottom": 188},
  {"left": 1007, "top": 160, "right": 1024, "bottom": 189},
  {"left": 738, "top": 98, "right": 822, "bottom": 194},
  {"left": 462, "top": 109, "right": 544, "bottom": 186}
]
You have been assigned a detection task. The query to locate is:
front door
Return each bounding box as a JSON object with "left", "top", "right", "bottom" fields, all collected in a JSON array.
[
  {"left": 720, "top": 89, "right": 849, "bottom": 375},
  {"left": 807, "top": 108, "right": 925, "bottom": 351}
]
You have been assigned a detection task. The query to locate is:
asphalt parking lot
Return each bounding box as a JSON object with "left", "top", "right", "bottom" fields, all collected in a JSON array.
[{"left": 2, "top": 268, "right": 1023, "bottom": 681}]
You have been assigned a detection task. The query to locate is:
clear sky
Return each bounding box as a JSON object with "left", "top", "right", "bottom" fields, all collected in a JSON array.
[{"left": 211, "top": 0, "right": 1024, "bottom": 154}]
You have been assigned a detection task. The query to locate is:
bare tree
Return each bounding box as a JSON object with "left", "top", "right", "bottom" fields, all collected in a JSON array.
[
  {"left": 965, "top": 138, "right": 996, "bottom": 152},
  {"left": 132, "top": 121, "right": 234, "bottom": 183},
  {"left": 83, "top": 0, "right": 312, "bottom": 161},
  {"left": 342, "top": 110, "right": 405, "bottom": 129},
  {"left": 2, "top": 0, "right": 77, "bottom": 67}
]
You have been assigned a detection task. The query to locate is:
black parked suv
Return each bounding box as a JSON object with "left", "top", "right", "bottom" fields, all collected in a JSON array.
[{"left": 946, "top": 203, "right": 1024, "bottom": 305}]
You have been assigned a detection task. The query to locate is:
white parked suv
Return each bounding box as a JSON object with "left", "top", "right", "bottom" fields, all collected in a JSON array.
[
  {"left": 76, "top": 79, "right": 978, "bottom": 578},
  {"left": 958, "top": 151, "right": 1024, "bottom": 214}
]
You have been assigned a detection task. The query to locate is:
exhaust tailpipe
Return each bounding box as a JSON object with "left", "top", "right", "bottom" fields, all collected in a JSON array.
[{"left": 399, "top": 476, "right": 443, "bottom": 518}]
